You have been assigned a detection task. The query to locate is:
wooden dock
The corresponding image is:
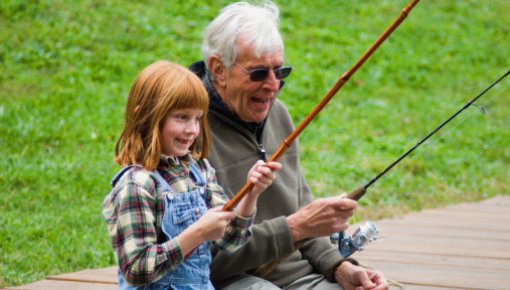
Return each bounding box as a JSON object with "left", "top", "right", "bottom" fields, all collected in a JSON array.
[{"left": 5, "top": 195, "right": 510, "bottom": 290}]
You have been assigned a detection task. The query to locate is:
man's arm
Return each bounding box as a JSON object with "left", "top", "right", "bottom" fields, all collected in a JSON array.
[{"left": 210, "top": 216, "right": 295, "bottom": 282}]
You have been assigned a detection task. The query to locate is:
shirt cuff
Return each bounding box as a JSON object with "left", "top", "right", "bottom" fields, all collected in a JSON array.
[
  {"left": 165, "top": 237, "right": 185, "bottom": 262},
  {"left": 233, "top": 208, "right": 256, "bottom": 229}
]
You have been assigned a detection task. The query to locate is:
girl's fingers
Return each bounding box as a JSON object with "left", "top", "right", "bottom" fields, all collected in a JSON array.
[{"left": 249, "top": 161, "right": 281, "bottom": 186}]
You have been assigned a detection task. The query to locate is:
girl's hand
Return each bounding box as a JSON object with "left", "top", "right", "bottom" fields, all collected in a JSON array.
[
  {"left": 195, "top": 207, "right": 235, "bottom": 241},
  {"left": 235, "top": 160, "right": 282, "bottom": 218},
  {"left": 247, "top": 160, "right": 282, "bottom": 197},
  {"left": 177, "top": 207, "right": 235, "bottom": 255}
]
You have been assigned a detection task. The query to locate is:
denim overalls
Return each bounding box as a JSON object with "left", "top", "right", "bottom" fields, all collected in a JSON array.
[{"left": 112, "top": 163, "right": 214, "bottom": 290}]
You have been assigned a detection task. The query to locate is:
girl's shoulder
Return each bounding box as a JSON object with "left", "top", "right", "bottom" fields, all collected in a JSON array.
[
  {"left": 103, "top": 165, "right": 164, "bottom": 210},
  {"left": 111, "top": 165, "right": 161, "bottom": 194}
]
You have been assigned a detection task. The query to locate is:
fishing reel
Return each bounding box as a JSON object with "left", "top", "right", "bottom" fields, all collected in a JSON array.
[{"left": 330, "top": 221, "right": 378, "bottom": 258}]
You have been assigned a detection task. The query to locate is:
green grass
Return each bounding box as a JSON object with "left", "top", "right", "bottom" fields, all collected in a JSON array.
[{"left": 1, "top": 0, "right": 509, "bottom": 286}]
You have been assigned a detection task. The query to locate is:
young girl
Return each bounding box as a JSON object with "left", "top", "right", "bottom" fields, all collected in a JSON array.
[{"left": 102, "top": 61, "right": 281, "bottom": 290}]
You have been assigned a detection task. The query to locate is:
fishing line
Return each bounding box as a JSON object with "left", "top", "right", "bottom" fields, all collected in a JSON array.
[
  {"left": 356, "top": 70, "right": 510, "bottom": 193},
  {"left": 327, "top": 71, "right": 510, "bottom": 260},
  {"left": 397, "top": 81, "right": 509, "bottom": 163}
]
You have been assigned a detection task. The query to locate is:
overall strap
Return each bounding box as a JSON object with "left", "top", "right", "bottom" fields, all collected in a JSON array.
[
  {"left": 110, "top": 165, "right": 136, "bottom": 187},
  {"left": 189, "top": 161, "right": 205, "bottom": 187},
  {"left": 110, "top": 165, "right": 172, "bottom": 194},
  {"left": 152, "top": 170, "right": 172, "bottom": 193}
]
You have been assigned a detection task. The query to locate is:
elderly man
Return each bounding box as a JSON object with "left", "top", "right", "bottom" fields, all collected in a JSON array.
[{"left": 190, "top": 1, "right": 388, "bottom": 289}]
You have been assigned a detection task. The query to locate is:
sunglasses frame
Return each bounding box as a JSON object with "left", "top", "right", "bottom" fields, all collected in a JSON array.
[{"left": 235, "top": 63, "right": 292, "bottom": 82}]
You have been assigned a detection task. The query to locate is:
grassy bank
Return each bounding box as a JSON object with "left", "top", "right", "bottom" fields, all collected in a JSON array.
[{"left": 1, "top": 0, "right": 509, "bottom": 286}]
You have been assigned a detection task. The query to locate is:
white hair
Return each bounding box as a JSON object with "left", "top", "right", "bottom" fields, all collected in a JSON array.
[{"left": 202, "top": 1, "right": 284, "bottom": 70}]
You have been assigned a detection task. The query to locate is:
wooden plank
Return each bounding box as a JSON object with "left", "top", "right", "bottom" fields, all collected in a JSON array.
[
  {"left": 372, "top": 230, "right": 510, "bottom": 248},
  {"left": 362, "top": 232, "right": 510, "bottom": 259},
  {"left": 370, "top": 223, "right": 510, "bottom": 240},
  {"left": 411, "top": 208, "right": 510, "bottom": 220},
  {"left": 426, "top": 204, "right": 510, "bottom": 215},
  {"left": 349, "top": 221, "right": 510, "bottom": 258},
  {"left": 396, "top": 211, "right": 510, "bottom": 223},
  {"left": 373, "top": 217, "right": 509, "bottom": 232},
  {"left": 479, "top": 195, "right": 510, "bottom": 205},
  {"left": 359, "top": 261, "right": 510, "bottom": 290},
  {"left": 46, "top": 267, "right": 117, "bottom": 284},
  {"left": 4, "top": 280, "right": 117, "bottom": 290},
  {"left": 5, "top": 196, "right": 509, "bottom": 290},
  {"left": 351, "top": 196, "right": 510, "bottom": 290},
  {"left": 356, "top": 250, "right": 510, "bottom": 271},
  {"left": 397, "top": 284, "right": 459, "bottom": 290}
]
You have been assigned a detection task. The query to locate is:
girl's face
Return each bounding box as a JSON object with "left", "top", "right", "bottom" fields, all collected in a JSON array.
[{"left": 160, "top": 108, "right": 203, "bottom": 157}]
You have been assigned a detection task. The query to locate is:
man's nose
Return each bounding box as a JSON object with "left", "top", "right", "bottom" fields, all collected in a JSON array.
[{"left": 262, "top": 70, "right": 280, "bottom": 92}]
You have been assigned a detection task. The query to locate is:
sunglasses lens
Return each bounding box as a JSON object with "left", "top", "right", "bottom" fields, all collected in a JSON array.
[
  {"left": 247, "top": 66, "right": 292, "bottom": 81},
  {"left": 250, "top": 69, "right": 269, "bottom": 82},
  {"left": 276, "top": 66, "right": 292, "bottom": 80}
]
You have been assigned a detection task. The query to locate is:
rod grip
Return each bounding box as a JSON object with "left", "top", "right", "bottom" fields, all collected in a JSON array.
[{"left": 347, "top": 186, "right": 367, "bottom": 201}]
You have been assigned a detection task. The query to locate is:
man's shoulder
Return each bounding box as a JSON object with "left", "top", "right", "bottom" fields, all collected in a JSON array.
[
  {"left": 272, "top": 98, "right": 289, "bottom": 112},
  {"left": 268, "top": 99, "right": 293, "bottom": 125}
]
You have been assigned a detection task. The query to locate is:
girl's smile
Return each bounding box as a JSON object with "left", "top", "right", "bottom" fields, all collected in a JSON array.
[{"left": 161, "top": 108, "right": 203, "bottom": 157}]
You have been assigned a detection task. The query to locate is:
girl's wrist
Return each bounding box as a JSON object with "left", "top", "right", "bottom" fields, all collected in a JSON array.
[{"left": 236, "top": 195, "right": 258, "bottom": 217}]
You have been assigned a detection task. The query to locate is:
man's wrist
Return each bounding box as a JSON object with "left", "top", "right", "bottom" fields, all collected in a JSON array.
[
  {"left": 286, "top": 214, "right": 304, "bottom": 242},
  {"left": 335, "top": 257, "right": 360, "bottom": 273},
  {"left": 334, "top": 258, "right": 359, "bottom": 284},
  {"left": 338, "top": 257, "right": 359, "bottom": 267}
]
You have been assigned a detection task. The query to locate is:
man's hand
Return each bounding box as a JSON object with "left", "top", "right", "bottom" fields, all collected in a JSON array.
[
  {"left": 287, "top": 196, "right": 357, "bottom": 242},
  {"left": 335, "top": 260, "right": 388, "bottom": 290}
]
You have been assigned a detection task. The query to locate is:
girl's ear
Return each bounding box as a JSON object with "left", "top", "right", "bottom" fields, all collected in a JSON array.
[{"left": 208, "top": 55, "right": 227, "bottom": 87}]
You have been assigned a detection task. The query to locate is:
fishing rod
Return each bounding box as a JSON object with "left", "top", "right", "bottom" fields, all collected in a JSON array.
[
  {"left": 223, "top": 0, "right": 421, "bottom": 212},
  {"left": 248, "top": 0, "right": 422, "bottom": 278},
  {"left": 257, "top": 70, "right": 510, "bottom": 278},
  {"left": 331, "top": 69, "right": 510, "bottom": 258},
  {"left": 347, "top": 69, "right": 510, "bottom": 202}
]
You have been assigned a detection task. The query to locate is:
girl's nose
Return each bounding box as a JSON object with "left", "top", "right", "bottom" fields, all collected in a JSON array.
[{"left": 185, "top": 120, "right": 200, "bottom": 135}]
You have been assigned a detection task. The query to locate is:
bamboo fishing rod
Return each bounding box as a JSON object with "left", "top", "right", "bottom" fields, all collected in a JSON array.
[{"left": 223, "top": 0, "right": 421, "bottom": 211}]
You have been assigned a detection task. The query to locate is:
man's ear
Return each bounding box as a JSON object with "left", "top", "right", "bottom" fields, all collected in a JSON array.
[{"left": 208, "top": 55, "right": 227, "bottom": 87}]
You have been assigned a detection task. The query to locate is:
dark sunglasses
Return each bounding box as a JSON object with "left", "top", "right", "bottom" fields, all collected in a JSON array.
[{"left": 235, "top": 63, "right": 292, "bottom": 82}]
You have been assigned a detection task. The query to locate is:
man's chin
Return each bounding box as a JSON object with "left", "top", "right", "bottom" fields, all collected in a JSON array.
[{"left": 247, "top": 113, "right": 269, "bottom": 123}]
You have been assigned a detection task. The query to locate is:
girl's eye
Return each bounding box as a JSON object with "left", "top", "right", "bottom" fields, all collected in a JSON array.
[
  {"left": 174, "top": 114, "right": 187, "bottom": 120},
  {"left": 171, "top": 111, "right": 202, "bottom": 121}
]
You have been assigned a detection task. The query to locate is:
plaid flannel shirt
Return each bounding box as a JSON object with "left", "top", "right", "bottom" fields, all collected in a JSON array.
[{"left": 102, "top": 154, "right": 253, "bottom": 285}]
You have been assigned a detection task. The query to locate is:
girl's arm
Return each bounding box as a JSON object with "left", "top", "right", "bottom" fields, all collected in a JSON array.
[
  {"left": 236, "top": 160, "right": 282, "bottom": 217},
  {"left": 200, "top": 159, "right": 281, "bottom": 252},
  {"left": 103, "top": 171, "right": 183, "bottom": 285},
  {"left": 176, "top": 207, "right": 235, "bottom": 254}
]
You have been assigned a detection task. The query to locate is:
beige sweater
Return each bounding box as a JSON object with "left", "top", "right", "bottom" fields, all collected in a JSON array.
[{"left": 207, "top": 99, "right": 345, "bottom": 287}]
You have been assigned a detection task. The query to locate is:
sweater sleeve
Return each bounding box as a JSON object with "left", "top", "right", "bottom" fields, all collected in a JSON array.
[{"left": 210, "top": 216, "right": 295, "bottom": 281}]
